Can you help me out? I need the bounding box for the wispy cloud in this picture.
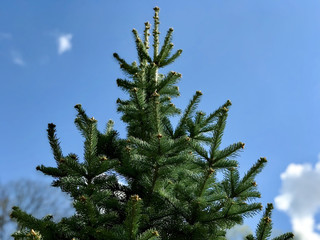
[0,32,12,40]
[57,33,72,55]
[11,51,25,66]
[226,224,252,240]
[275,156,320,240]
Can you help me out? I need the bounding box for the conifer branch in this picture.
[197,168,215,198]
[191,142,209,160]
[162,116,174,137]
[159,49,183,67]
[124,195,142,239]
[132,29,152,63]
[47,123,63,163]
[209,111,227,158]
[116,78,135,92]
[241,157,267,184]
[10,207,56,239]
[113,53,138,75]
[136,229,160,240]
[35,165,65,177]
[174,90,202,138]
[246,234,255,240]
[143,22,151,50]
[156,85,180,97]
[62,153,87,176]
[74,104,92,137]
[152,7,160,60]
[255,203,273,240]
[157,71,181,94]
[105,119,114,135]
[203,99,231,126]
[12,229,43,240]
[156,27,174,64]
[212,159,238,169]
[83,118,98,178]
[272,233,295,240]
[214,142,244,163]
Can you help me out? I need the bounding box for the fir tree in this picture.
[10,7,294,240]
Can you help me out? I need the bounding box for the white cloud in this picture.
[226,224,252,240]
[11,51,25,66]
[275,157,320,240]
[57,33,72,55]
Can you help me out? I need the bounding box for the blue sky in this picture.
[1,1,320,238]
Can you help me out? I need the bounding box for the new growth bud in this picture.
[152,91,160,97]
[144,22,151,28]
[79,195,87,202]
[30,229,37,236]
[259,157,267,163]
[125,146,132,152]
[131,194,142,201]
[152,231,160,237]
[74,104,81,109]
[196,90,203,96]
[267,203,274,209]
[48,123,56,128]
[264,217,272,223]
[241,142,245,149]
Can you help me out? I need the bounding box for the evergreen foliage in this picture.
[10,7,294,240]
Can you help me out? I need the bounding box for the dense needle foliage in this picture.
[10,7,294,240]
